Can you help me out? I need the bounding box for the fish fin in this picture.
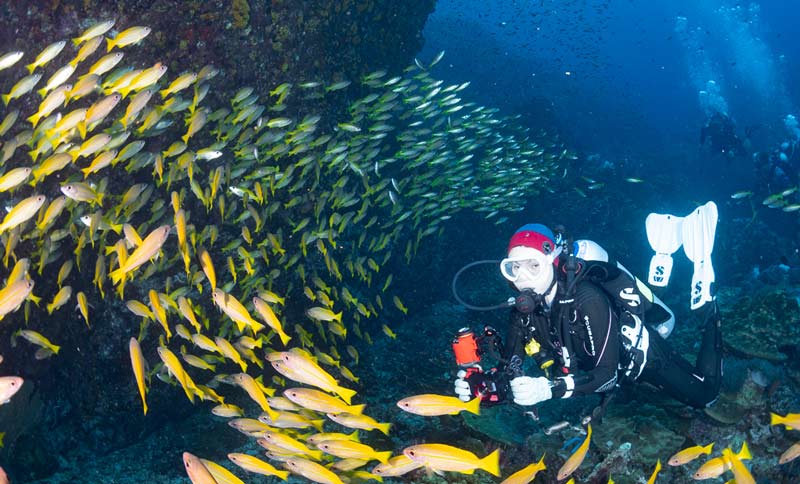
[480,448,501,477]
[738,441,751,461]
[376,422,391,436]
[465,397,481,415]
[376,451,392,464]
[349,403,366,415]
[335,385,357,405]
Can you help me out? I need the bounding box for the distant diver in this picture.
[452,207,722,422]
[700,111,746,158]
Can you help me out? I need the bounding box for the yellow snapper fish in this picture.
[0,167,32,192]
[499,454,546,484]
[106,26,151,51]
[73,20,115,45]
[771,412,800,430]
[371,454,424,477]
[211,289,266,334]
[669,442,713,466]
[315,439,391,464]
[273,350,356,403]
[259,431,323,459]
[283,387,365,415]
[2,72,42,106]
[0,279,35,320]
[0,51,24,72]
[26,40,66,73]
[128,337,149,414]
[251,296,292,345]
[397,394,480,416]
[692,442,751,480]
[0,194,47,235]
[722,447,755,484]
[557,424,592,480]
[306,306,342,322]
[16,329,60,355]
[157,346,199,403]
[325,412,391,436]
[182,452,217,484]
[231,373,278,421]
[647,459,661,484]
[403,443,500,477]
[227,453,289,480]
[200,458,247,484]
[109,225,171,284]
[779,441,800,464]
[0,376,24,405]
[284,457,344,484]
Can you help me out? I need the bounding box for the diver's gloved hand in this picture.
[510,376,552,406]
[454,370,472,402]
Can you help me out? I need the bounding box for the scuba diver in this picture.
[453,222,723,413]
[754,140,799,194]
[700,111,746,158]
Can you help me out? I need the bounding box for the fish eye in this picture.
[408,450,415,456]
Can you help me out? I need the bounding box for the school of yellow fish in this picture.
[0,20,797,484]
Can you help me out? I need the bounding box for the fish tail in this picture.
[311,419,325,432]
[275,470,290,481]
[25,63,35,74]
[334,311,343,322]
[335,385,357,405]
[278,331,291,346]
[348,430,360,442]
[376,450,392,464]
[47,303,54,314]
[51,344,61,355]
[106,38,115,52]
[310,449,324,461]
[110,223,123,235]
[109,268,124,286]
[72,37,82,47]
[77,121,87,139]
[1,94,9,106]
[142,401,148,415]
[465,396,481,416]
[703,442,714,455]
[376,421,392,436]
[27,112,40,127]
[771,412,784,426]
[738,441,751,461]
[480,448,501,477]
[36,87,47,98]
[349,403,366,415]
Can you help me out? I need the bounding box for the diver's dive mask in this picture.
[500,245,562,294]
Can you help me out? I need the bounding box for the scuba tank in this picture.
[565,238,675,339]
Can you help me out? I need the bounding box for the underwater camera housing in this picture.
[452,326,511,404]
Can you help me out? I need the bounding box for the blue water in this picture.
[421,0,800,177]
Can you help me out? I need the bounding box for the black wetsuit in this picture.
[502,277,723,408]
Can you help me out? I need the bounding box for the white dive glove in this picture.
[510,376,552,406]
[454,369,472,402]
